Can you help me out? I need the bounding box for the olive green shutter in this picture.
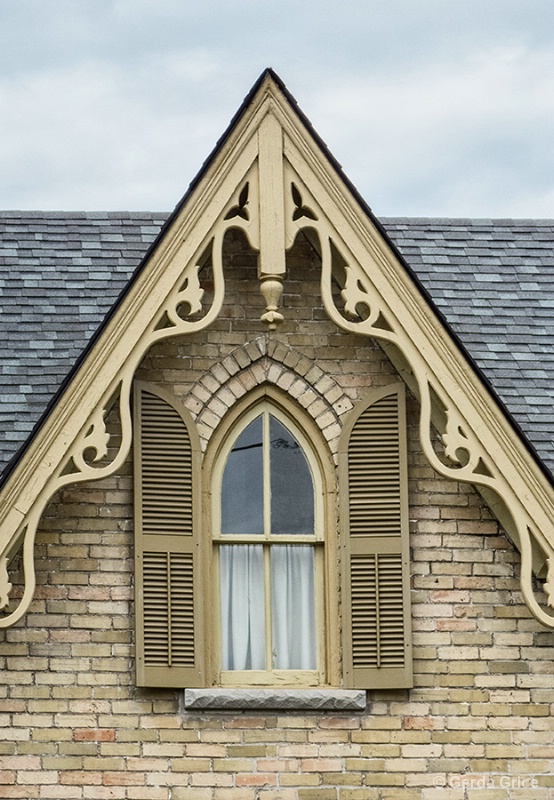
[340,384,412,689]
[134,382,204,687]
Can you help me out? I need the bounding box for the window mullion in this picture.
[263,412,273,671]
[264,544,272,671]
[263,411,271,541]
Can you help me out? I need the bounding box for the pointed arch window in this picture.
[213,403,325,686]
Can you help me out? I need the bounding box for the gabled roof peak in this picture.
[2,76,554,631]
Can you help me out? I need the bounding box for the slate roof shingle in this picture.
[1,211,553,483]
[0,211,167,476]
[382,217,554,477]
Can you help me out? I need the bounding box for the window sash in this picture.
[214,403,325,683]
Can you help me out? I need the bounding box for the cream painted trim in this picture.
[1,72,553,629]
[220,670,321,688]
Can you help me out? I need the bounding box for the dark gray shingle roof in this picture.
[0,212,166,476]
[1,211,553,483]
[382,217,554,478]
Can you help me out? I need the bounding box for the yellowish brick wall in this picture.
[1,232,554,798]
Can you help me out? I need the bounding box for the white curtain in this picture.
[220,545,265,670]
[271,545,315,669]
[220,544,316,671]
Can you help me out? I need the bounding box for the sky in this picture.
[0,0,553,218]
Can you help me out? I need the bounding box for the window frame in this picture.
[202,385,339,688]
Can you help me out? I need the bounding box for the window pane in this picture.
[221,416,263,535]
[220,545,265,670]
[271,545,316,669]
[270,417,314,534]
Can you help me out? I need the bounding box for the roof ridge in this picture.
[1,211,553,225]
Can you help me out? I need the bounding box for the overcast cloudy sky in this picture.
[1,0,553,218]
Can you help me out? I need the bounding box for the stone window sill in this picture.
[183,688,366,711]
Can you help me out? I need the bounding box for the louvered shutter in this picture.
[134,382,204,687]
[340,384,412,689]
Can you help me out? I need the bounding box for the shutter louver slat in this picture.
[141,392,193,537]
[351,552,405,669]
[134,383,203,688]
[168,553,195,666]
[348,395,402,542]
[142,552,195,668]
[340,385,412,690]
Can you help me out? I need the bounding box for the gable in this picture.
[1,70,554,632]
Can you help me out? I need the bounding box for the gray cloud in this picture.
[0,0,552,217]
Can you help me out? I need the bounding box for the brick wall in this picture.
[1,231,553,798]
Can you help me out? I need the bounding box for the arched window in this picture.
[212,402,325,686]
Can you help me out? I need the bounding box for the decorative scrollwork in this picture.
[417,377,496,489]
[0,509,40,626]
[0,138,263,628]
[441,407,480,473]
[545,557,554,608]
[3,128,554,638]
[0,182,242,626]
[167,264,205,325]
[150,230,226,344]
[518,523,554,622]
[0,556,12,610]
[58,379,133,489]
[72,407,110,472]
[285,168,554,627]
[341,263,382,327]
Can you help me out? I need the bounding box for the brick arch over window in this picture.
[184,336,354,458]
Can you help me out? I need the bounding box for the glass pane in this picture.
[271,545,316,669]
[269,417,314,534]
[220,545,265,670]
[221,416,263,535]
